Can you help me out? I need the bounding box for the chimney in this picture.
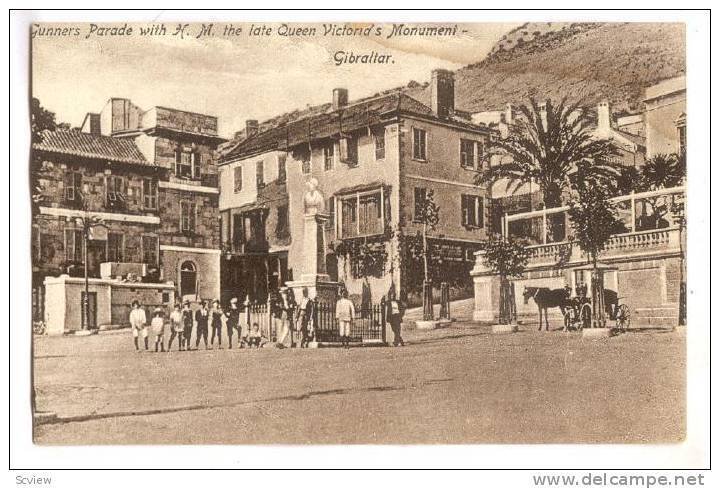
[245,119,259,138]
[431,69,455,118]
[333,88,349,110]
[504,103,514,125]
[538,101,548,129]
[597,100,611,135]
[81,113,101,135]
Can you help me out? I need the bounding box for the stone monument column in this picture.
[285,178,340,303]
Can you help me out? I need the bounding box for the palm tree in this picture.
[639,152,686,191]
[477,97,621,209]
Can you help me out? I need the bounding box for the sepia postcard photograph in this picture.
[8,7,711,479]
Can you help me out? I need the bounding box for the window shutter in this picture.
[64,173,73,200]
[325,197,335,231]
[478,197,484,228]
[192,153,201,179]
[339,137,349,162]
[461,195,468,226]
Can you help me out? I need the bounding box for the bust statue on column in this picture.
[285,177,338,308]
[303,177,325,216]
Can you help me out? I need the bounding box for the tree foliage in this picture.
[414,189,440,283]
[567,182,622,265]
[481,235,530,279]
[637,152,686,192]
[477,97,621,208]
[31,98,57,213]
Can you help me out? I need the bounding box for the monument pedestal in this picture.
[285,211,339,303]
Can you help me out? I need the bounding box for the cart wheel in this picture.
[580,304,592,330]
[616,304,630,330]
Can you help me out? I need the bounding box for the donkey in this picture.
[523,286,571,331]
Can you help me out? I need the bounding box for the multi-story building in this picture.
[32,99,224,329]
[644,75,686,157]
[82,98,225,301]
[31,129,163,324]
[218,70,496,303]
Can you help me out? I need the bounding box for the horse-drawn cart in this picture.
[523,262,631,332]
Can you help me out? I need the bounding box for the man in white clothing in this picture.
[335,290,355,348]
[129,300,148,351]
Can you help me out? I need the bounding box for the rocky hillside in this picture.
[408,22,686,115]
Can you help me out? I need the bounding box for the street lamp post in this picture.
[77,184,106,330]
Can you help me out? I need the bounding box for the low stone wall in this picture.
[471,228,683,329]
[43,275,175,334]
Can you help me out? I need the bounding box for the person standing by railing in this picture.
[275,288,296,348]
[335,289,355,349]
[297,287,314,348]
[386,290,405,347]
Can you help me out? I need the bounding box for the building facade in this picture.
[32,99,224,330]
[219,70,495,303]
[84,99,225,302]
[31,129,163,326]
[644,76,686,158]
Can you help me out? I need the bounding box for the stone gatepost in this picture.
[470,250,501,323]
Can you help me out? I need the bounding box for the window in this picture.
[339,191,384,238]
[323,143,334,171]
[32,226,40,262]
[276,204,290,239]
[341,198,358,238]
[180,261,197,297]
[256,161,265,188]
[277,154,287,183]
[180,201,196,233]
[175,150,198,179]
[325,197,335,231]
[678,124,686,155]
[460,139,476,169]
[39,233,55,262]
[141,235,158,266]
[232,213,243,249]
[64,228,83,262]
[234,166,243,193]
[358,193,382,236]
[301,157,311,174]
[461,194,484,228]
[374,129,386,160]
[64,171,82,201]
[107,232,124,262]
[340,137,358,167]
[142,178,157,209]
[106,175,126,203]
[413,187,427,221]
[412,127,427,161]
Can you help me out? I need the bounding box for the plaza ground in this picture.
[32,306,686,445]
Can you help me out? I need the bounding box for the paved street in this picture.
[33,322,685,445]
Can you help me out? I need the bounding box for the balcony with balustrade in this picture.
[500,186,685,269]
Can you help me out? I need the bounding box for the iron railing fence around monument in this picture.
[313,298,387,344]
[242,297,388,344]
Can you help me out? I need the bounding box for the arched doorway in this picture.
[180,260,197,298]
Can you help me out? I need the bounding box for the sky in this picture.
[31,22,517,138]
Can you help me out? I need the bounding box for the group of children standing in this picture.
[127,285,406,352]
[128,298,266,353]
